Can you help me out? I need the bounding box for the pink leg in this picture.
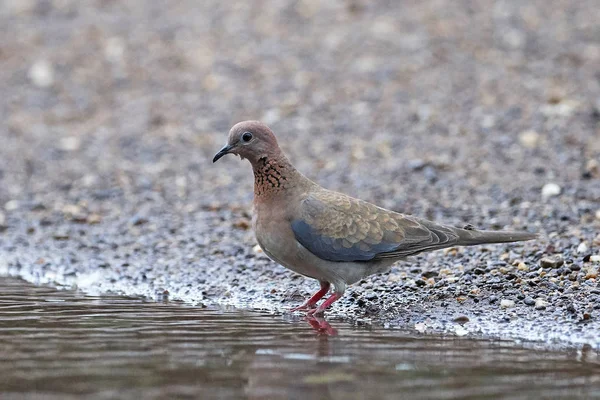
[307,292,342,316]
[290,282,330,312]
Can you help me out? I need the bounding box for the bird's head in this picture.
[213,120,280,164]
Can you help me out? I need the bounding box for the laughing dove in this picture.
[213,121,537,315]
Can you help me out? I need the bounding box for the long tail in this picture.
[453,227,538,246]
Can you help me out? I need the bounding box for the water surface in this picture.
[1,277,598,399]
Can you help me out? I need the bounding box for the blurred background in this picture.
[1,0,598,222]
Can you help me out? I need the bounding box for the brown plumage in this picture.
[213,121,537,315]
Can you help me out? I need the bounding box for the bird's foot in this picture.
[289,302,315,312]
[305,292,342,316]
[289,282,331,313]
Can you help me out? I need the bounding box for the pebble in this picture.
[129,215,149,226]
[590,255,600,263]
[52,231,70,240]
[28,60,55,87]
[535,298,548,310]
[104,37,125,62]
[4,200,19,211]
[87,214,102,224]
[58,137,81,152]
[541,183,561,199]
[454,325,469,336]
[500,299,515,309]
[540,255,564,269]
[577,242,589,254]
[585,269,598,280]
[517,262,528,271]
[518,130,540,148]
[421,270,438,279]
[0,212,5,230]
[584,159,599,179]
[453,315,470,324]
[523,297,535,306]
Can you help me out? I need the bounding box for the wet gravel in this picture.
[1,0,599,348]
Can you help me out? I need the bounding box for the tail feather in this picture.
[454,227,538,246]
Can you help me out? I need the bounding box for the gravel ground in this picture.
[1,0,599,348]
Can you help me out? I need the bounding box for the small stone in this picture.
[130,215,148,226]
[62,204,82,216]
[28,60,55,87]
[595,209,600,221]
[421,270,438,279]
[0,212,5,230]
[534,298,548,310]
[523,297,535,306]
[585,269,598,280]
[453,315,470,324]
[590,255,600,263]
[517,262,529,271]
[541,183,561,199]
[232,219,250,230]
[519,130,540,148]
[577,242,589,254]
[87,214,102,224]
[540,255,564,269]
[583,159,599,179]
[104,37,125,62]
[454,325,468,336]
[500,299,515,308]
[58,136,81,151]
[53,231,70,240]
[4,200,19,211]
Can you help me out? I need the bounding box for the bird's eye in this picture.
[242,132,253,142]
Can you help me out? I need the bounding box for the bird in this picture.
[213,121,537,315]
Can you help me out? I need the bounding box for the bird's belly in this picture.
[254,219,327,281]
[256,231,322,280]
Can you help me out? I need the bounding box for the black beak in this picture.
[212,144,234,163]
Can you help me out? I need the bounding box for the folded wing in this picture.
[291,190,461,262]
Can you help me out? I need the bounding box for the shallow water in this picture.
[1,277,599,400]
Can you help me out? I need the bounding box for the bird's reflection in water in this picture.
[305,315,338,336]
